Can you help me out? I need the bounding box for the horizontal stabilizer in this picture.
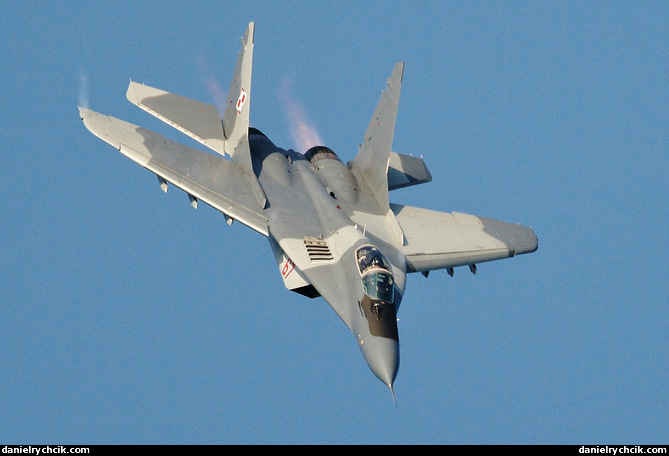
[388,152,432,190]
[126,81,226,155]
[79,107,268,236]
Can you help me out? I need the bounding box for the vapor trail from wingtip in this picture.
[78,67,90,109]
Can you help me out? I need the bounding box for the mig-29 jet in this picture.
[79,22,537,402]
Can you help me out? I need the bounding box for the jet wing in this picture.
[391,204,538,273]
[79,107,269,236]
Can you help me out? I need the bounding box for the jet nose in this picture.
[360,335,400,389]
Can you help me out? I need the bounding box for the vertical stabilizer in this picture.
[223,22,254,157]
[222,22,266,208]
[352,62,405,245]
[353,62,404,212]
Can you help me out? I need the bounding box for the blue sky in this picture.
[1,1,667,444]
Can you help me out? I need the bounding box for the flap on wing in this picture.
[388,152,432,190]
[126,81,226,156]
[391,204,538,273]
[80,107,268,236]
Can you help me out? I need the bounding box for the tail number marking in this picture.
[282,258,295,278]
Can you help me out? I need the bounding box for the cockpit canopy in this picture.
[356,245,395,304]
[356,245,392,275]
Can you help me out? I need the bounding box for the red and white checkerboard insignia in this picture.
[236,89,247,114]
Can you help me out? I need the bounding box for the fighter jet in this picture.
[79,22,537,401]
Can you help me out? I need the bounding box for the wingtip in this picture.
[78,106,90,120]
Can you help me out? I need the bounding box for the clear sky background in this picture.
[1,1,667,444]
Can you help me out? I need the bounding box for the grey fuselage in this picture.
[249,128,404,387]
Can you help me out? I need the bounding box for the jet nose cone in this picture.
[360,336,400,389]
